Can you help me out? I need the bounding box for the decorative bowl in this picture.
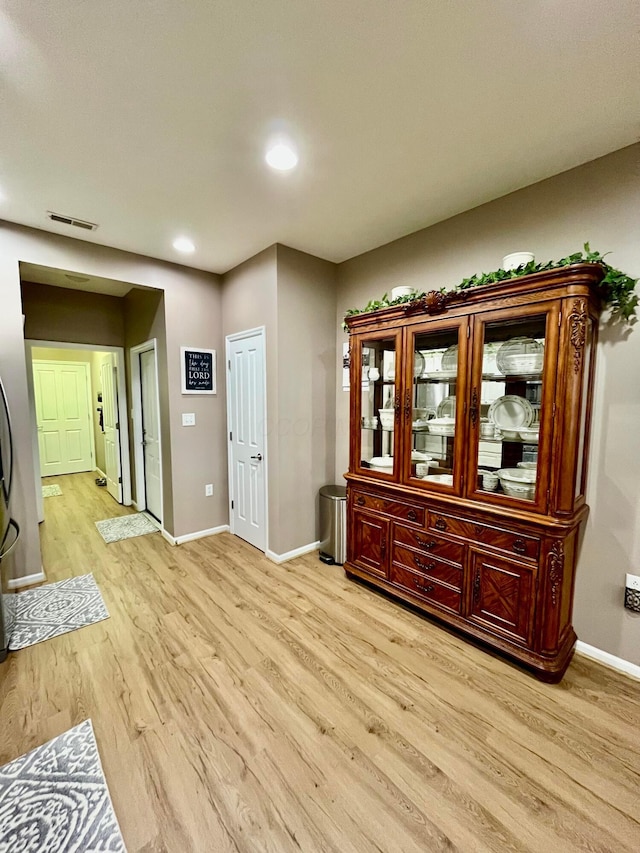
[497,467,536,500]
[502,252,535,271]
[518,427,540,443]
[427,417,455,436]
[500,429,520,440]
[368,455,393,472]
[378,409,395,430]
[391,286,415,299]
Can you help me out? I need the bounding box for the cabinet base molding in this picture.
[575,641,640,681]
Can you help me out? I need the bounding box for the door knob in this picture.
[250,453,263,461]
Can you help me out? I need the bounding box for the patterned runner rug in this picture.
[0,719,127,851]
[95,513,157,544]
[42,484,63,497]
[9,574,109,651]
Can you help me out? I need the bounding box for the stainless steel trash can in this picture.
[318,485,347,565]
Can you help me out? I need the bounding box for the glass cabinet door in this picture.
[467,307,558,511]
[404,321,467,491]
[353,332,401,480]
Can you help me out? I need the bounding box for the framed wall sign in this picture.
[181,347,216,395]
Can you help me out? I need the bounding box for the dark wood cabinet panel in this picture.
[344,265,603,680]
[468,550,535,645]
[350,509,389,578]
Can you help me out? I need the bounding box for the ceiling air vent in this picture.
[46,211,98,231]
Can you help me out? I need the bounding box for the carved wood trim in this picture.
[569,299,588,374]
[548,541,564,607]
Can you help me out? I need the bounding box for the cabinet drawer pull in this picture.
[415,580,435,594]
[356,496,365,506]
[512,538,527,554]
[380,538,386,558]
[415,535,437,550]
[434,518,448,531]
[407,509,418,522]
[414,556,436,572]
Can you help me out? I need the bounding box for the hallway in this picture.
[0,473,638,851]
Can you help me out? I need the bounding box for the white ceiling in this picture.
[1,1,639,274]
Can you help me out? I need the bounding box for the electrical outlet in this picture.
[205,484,213,496]
[182,413,196,427]
[626,573,640,592]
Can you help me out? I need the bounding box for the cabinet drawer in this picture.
[351,491,424,525]
[392,545,462,590]
[393,524,464,565]
[427,512,540,560]
[390,564,461,613]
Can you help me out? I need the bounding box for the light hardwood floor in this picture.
[1,472,639,851]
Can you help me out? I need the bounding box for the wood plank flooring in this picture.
[1,471,639,851]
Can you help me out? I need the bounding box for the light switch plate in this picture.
[182,413,196,427]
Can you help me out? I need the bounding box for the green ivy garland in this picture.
[343,244,638,329]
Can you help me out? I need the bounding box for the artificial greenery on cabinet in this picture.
[343,245,637,328]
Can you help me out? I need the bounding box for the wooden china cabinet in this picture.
[344,264,604,680]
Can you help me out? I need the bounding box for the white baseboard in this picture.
[266,540,319,564]
[132,500,140,511]
[575,641,640,681]
[161,525,230,546]
[161,528,176,546]
[94,467,106,480]
[8,569,46,590]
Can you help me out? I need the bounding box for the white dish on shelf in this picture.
[423,370,458,381]
[436,395,456,418]
[519,427,540,443]
[496,337,544,375]
[440,344,459,373]
[427,417,455,436]
[517,461,537,470]
[412,420,431,431]
[422,473,454,486]
[411,450,432,462]
[488,395,534,430]
[368,455,393,472]
[378,408,395,430]
[500,429,520,440]
[497,467,536,500]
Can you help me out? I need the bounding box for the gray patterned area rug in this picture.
[42,483,63,497]
[0,719,127,852]
[95,513,157,544]
[9,574,109,651]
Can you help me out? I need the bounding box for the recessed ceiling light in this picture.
[173,236,195,253]
[265,143,298,171]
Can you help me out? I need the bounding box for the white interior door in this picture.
[227,330,266,551]
[101,355,122,503]
[140,348,162,521]
[33,361,94,477]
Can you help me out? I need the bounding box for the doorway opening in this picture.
[25,341,132,524]
[130,340,163,525]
